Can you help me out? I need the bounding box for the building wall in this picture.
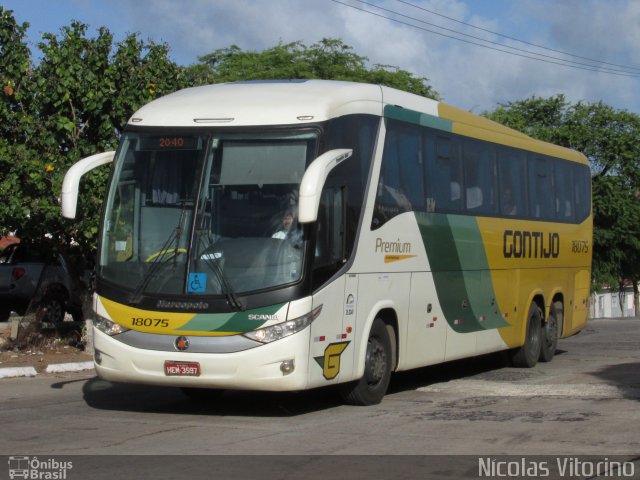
[590,285,636,318]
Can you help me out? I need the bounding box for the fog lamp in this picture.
[280,359,295,375]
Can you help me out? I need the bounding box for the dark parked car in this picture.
[0,240,89,323]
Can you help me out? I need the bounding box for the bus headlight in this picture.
[243,305,322,343]
[93,313,129,336]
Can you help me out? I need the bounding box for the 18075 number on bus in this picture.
[571,240,589,253]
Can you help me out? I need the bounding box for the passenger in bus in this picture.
[502,187,517,215]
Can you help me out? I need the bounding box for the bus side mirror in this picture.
[61,151,115,219]
[298,149,352,224]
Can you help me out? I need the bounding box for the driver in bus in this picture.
[272,209,296,239]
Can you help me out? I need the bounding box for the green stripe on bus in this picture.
[447,215,509,329]
[384,105,452,132]
[415,212,481,333]
[415,212,507,333]
[178,303,286,333]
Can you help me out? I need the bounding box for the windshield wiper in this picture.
[129,201,190,304]
[194,230,245,311]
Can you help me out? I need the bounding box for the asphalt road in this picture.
[1,318,639,479]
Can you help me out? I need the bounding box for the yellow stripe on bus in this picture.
[99,296,195,334]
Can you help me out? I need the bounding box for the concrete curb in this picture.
[0,361,94,379]
[45,361,95,373]
[0,366,38,378]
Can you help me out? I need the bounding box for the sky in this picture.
[4,0,640,115]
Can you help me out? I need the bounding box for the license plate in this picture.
[164,361,201,377]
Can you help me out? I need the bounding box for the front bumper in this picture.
[93,327,311,391]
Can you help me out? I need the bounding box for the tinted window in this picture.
[498,147,527,216]
[424,132,462,214]
[463,139,496,215]
[573,163,592,222]
[372,116,590,226]
[324,114,379,247]
[373,120,422,228]
[554,160,574,221]
[528,155,555,219]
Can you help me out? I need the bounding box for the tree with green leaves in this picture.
[486,95,640,314]
[196,38,440,100]
[0,9,189,257]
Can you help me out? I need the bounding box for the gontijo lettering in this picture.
[503,230,560,258]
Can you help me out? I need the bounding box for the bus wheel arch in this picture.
[540,295,563,362]
[339,315,394,405]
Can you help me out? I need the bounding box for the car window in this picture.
[0,244,18,263]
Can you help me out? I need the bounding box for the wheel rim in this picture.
[44,299,64,323]
[365,336,387,386]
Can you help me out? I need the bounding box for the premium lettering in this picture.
[375,238,412,254]
[503,230,560,258]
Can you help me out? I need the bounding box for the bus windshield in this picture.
[99,130,317,298]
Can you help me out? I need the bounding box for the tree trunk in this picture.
[634,280,640,319]
[618,280,625,317]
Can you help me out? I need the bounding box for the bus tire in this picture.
[510,302,542,368]
[540,301,561,362]
[339,318,392,406]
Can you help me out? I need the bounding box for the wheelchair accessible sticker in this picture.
[188,273,207,293]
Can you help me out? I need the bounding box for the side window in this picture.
[554,160,574,221]
[372,120,422,229]
[573,163,591,222]
[424,132,462,213]
[312,186,345,289]
[497,148,527,217]
[324,114,378,255]
[528,155,555,219]
[463,139,497,215]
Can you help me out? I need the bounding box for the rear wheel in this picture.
[339,318,392,406]
[511,302,542,368]
[540,301,561,362]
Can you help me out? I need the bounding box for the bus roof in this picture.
[129,79,586,164]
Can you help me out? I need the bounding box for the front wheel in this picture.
[339,318,392,406]
[510,302,542,368]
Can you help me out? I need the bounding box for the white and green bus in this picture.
[62,80,592,405]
